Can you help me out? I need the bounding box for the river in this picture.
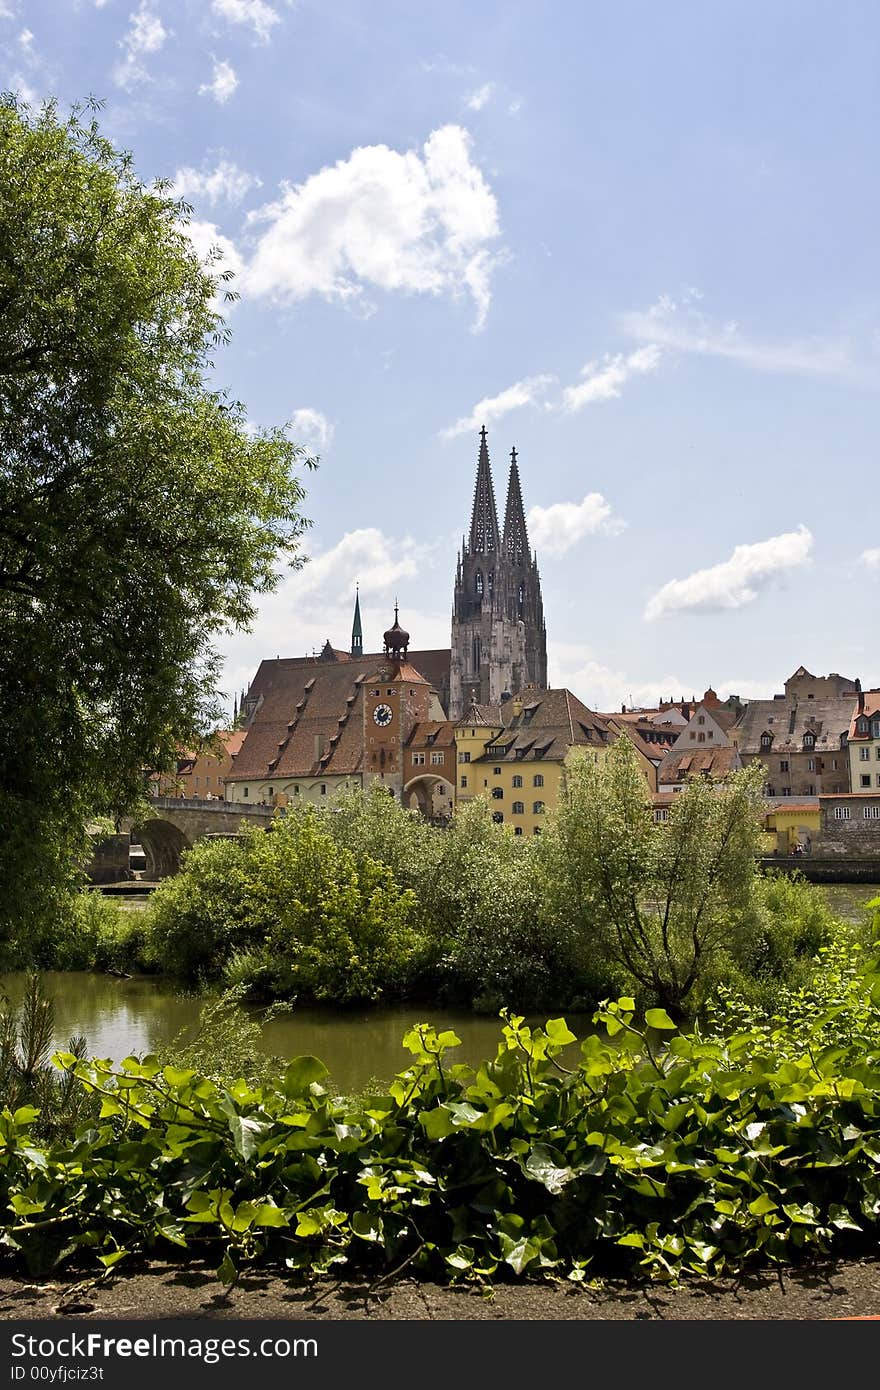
[1,883,876,1093]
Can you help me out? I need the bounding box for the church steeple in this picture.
[468,425,500,554]
[502,446,530,564]
[351,584,363,657]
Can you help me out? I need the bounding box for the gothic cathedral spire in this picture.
[449,429,548,719]
[502,446,529,564]
[469,425,500,554]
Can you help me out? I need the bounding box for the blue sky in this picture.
[5,0,879,714]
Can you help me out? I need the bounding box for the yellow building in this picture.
[848,688,880,794]
[760,798,821,854]
[454,689,616,835]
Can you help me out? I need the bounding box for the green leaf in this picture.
[522,1144,576,1194]
[283,1056,329,1095]
[351,1212,384,1242]
[645,1008,677,1031]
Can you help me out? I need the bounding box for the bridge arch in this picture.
[403,774,454,822]
[132,817,193,879]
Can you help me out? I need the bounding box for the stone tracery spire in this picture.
[502,445,530,565]
[468,425,500,555]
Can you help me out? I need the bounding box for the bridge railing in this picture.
[146,796,276,817]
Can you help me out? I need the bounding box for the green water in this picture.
[3,883,875,1093]
[0,970,589,1094]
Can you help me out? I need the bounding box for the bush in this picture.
[40,891,149,974]
[145,809,425,1003]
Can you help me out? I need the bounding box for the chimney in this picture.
[857,677,864,713]
[512,696,523,718]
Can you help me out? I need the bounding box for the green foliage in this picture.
[5,944,880,1285]
[157,986,291,1090]
[0,96,314,957]
[46,892,149,974]
[538,739,768,1016]
[145,809,424,1003]
[0,975,93,1140]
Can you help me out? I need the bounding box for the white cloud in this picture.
[199,58,238,103]
[527,493,626,556]
[644,525,813,621]
[622,293,866,383]
[183,219,245,312]
[244,124,503,329]
[211,0,279,43]
[18,27,32,48]
[442,374,554,439]
[466,82,494,111]
[114,1,168,88]
[173,158,259,205]
[548,642,690,713]
[860,548,880,574]
[561,344,662,412]
[7,72,37,103]
[289,407,334,449]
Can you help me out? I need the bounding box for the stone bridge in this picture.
[129,797,276,879]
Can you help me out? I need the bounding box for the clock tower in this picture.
[363,606,431,797]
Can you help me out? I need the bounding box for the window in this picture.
[864,805,880,819]
[512,774,523,788]
[512,801,524,814]
[857,717,869,734]
[707,731,714,740]
[765,786,775,797]
[320,784,327,795]
[293,785,300,795]
[268,787,273,797]
[861,775,871,788]
[780,760,789,772]
[698,715,705,725]
[689,732,696,740]
[243,787,249,799]
[876,748,880,760]
[492,787,503,799]
[807,758,815,772]
[412,752,426,766]
[803,734,815,749]
[458,751,471,764]
[834,805,851,820]
[533,800,545,814]
[861,748,871,761]
[654,808,669,823]
[832,758,838,770]
[514,827,523,836]
[493,766,502,775]
[533,826,541,835]
[431,752,444,765]
[492,811,503,824]
[533,774,544,788]
[460,776,468,789]
[873,720,880,738]
[698,732,705,742]
[780,787,792,796]
[761,734,772,748]
[475,570,483,598]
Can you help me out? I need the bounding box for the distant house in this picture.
[847,685,880,794]
[730,666,856,798]
[656,745,742,794]
[150,728,246,801]
[454,687,621,836]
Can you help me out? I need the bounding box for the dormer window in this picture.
[760,732,773,748]
[857,717,869,735]
[803,733,815,750]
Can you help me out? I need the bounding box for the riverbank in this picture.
[3,1256,879,1320]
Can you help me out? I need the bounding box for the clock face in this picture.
[373,703,393,727]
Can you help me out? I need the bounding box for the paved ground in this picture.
[2,1256,880,1321]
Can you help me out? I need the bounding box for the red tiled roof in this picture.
[849,691,880,739]
[658,746,741,784]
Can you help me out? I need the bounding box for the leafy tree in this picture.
[0,97,314,954]
[539,737,767,1016]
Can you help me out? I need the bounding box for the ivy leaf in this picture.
[645,1009,677,1031]
[283,1057,329,1096]
[522,1144,576,1194]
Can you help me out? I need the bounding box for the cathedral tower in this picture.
[449,428,547,719]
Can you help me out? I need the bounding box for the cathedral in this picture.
[449,427,547,718]
[226,429,548,806]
